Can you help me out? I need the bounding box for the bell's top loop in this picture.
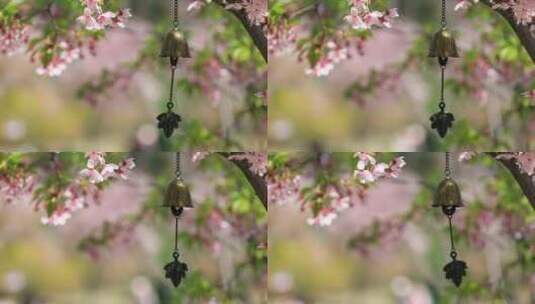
[163,177,193,209]
[160,28,191,62]
[428,28,459,59]
[433,177,463,208]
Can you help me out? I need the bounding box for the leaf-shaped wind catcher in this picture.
[443,258,468,287]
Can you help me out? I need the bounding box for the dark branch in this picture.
[481,0,535,63]
[214,1,267,62]
[218,152,267,210]
[488,153,535,209]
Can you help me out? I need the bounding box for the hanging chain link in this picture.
[172,0,179,28]
[175,152,182,179]
[441,0,447,28]
[444,151,451,178]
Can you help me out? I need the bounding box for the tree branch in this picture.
[481,0,535,63]
[488,152,535,209]
[213,1,267,62]
[218,152,267,210]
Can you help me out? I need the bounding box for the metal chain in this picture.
[175,152,182,179]
[174,215,179,252]
[173,0,179,28]
[441,0,447,28]
[444,151,451,178]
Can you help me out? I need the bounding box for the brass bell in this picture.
[433,177,463,210]
[163,177,193,210]
[160,28,191,65]
[428,28,459,60]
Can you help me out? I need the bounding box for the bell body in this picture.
[163,178,193,209]
[433,177,463,208]
[160,28,191,64]
[429,28,459,59]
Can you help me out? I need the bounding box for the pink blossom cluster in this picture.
[41,153,135,226]
[228,152,267,176]
[187,0,267,26]
[267,169,301,205]
[80,152,136,184]
[267,18,297,55]
[305,39,352,77]
[77,0,131,31]
[40,185,91,226]
[305,180,365,226]
[301,1,398,77]
[455,0,535,25]
[35,41,82,77]
[353,152,405,184]
[344,0,399,31]
[0,18,30,56]
[0,172,35,204]
[300,153,405,227]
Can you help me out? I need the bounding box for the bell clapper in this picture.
[433,152,468,287]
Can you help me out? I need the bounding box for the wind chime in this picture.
[429,0,459,138]
[162,152,193,287]
[433,152,467,287]
[157,0,191,138]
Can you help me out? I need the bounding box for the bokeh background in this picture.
[0,152,267,303]
[268,0,535,151]
[268,152,535,303]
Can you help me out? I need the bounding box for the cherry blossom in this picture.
[228,152,267,176]
[77,0,132,31]
[0,172,35,204]
[269,153,405,227]
[267,19,296,55]
[354,153,406,184]
[79,152,135,184]
[305,40,351,77]
[458,151,477,162]
[35,42,81,77]
[40,153,135,226]
[267,170,301,205]
[456,0,535,25]
[344,1,398,31]
[0,18,30,56]
[306,207,338,226]
[286,0,398,77]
